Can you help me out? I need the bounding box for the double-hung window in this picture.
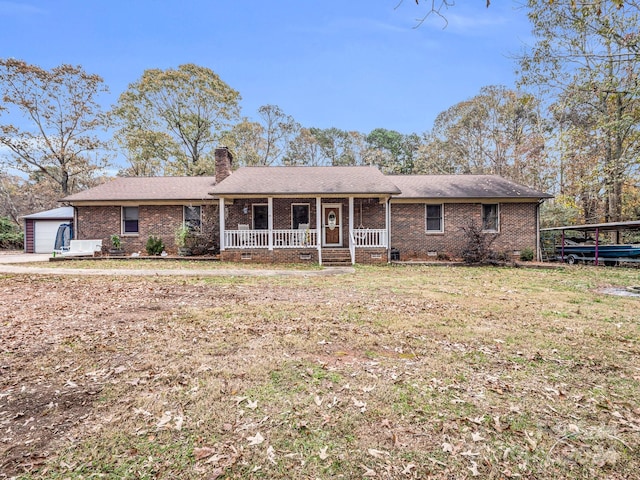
[184,206,202,232]
[482,204,499,232]
[122,206,139,234]
[292,204,310,229]
[425,204,443,233]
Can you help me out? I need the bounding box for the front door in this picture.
[323,204,342,246]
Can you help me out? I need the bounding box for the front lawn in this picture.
[1,265,638,478]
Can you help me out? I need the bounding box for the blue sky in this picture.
[1,0,532,135]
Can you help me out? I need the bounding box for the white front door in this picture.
[322,204,342,247]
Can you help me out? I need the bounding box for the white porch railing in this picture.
[352,228,387,248]
[273,229,317,248]
[224,228,386,249]
[224,229,318,249]
[224,229,268,248]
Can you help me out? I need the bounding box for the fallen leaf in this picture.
[471,432,485,442]
[524,431,537,450]
[442,442,454,453]
[267,445,276,465]
[493,415,503,433]
[174,415,184,431]
[208,467,224,479]
[314,395,323,406]
[319,446,329,460]
[248,431,264,446]
[360,464,377,477]
[156,411,172,429]
[367,448,389,459]
[246,399,258,410]
[352,397,367,413]
[133,407,152,417]
[402,463,416,474]
[460,450,480,457]
[468,460,480,476]
[194,446,216,461]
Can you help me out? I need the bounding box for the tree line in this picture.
[2,0,640,229]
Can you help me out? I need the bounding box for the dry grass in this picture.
[28,258,322,270]
[1,264,639,479]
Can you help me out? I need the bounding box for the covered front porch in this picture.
[218,196,390,265]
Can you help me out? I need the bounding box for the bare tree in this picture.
[0,59,111,196]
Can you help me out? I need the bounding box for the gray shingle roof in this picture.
[61,176,217,202]
[21,207,74,219]
[211,166,401,195]
[60,171,551,203]
[388,175,552,199]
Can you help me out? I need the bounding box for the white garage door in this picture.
[34,221,67,253]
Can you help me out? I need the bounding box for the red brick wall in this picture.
[221,248,318,264]
[24,219,34,253]
[221,248,388,265]
[390,202,538,261]
[76,204,219,255]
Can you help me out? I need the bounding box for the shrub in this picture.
[461,221,497,264]
[110,234,121,250]
[145,235,164,255]
[0,217,23,250]
[520,247,534,261]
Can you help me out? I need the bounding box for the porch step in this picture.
[322,248,352,266]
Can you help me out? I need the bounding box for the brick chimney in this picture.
[215,147,233,184]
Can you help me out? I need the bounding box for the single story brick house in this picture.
[60,147,552,264]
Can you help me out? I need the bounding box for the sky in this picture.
[1,0,533,136]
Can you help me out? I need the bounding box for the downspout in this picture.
[595,227,599,266]
[386,197,392,263]
[73,206,78,241]
[219,198,225,251]
[268,197,273,251]
[536,200,541,261]
[316,197,322,265]
[348,197,355,264]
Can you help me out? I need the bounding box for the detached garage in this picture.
[22,207,74,254]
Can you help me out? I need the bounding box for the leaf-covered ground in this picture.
[1,264,639,479]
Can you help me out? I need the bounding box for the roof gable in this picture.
[211,166,401,196]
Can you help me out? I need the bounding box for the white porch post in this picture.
[268,197,273,251]
[219,197,225,251]
[349,196,355,265]
[316,197,322,264]
[349,197,354,239]
[386,198,391,254]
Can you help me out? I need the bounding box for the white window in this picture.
[425,204,443,233]
[482,204,499,232]
[122,206,139,234]
[184,206,202,232]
